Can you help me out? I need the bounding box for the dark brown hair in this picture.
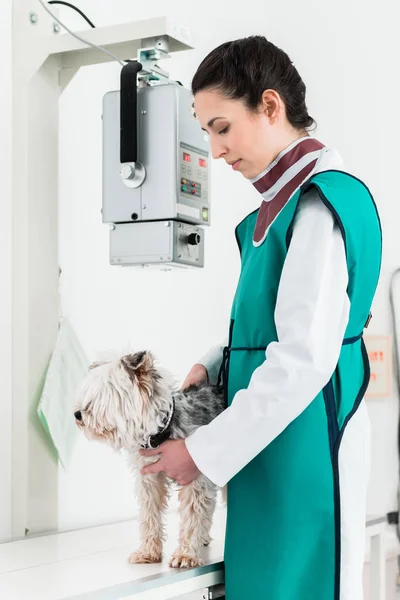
[192,36,315,130]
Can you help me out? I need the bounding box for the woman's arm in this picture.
[185,188,350,487]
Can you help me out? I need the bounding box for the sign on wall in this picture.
[364,335,391,398]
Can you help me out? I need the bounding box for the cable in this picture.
[48,1,95,28]
[37,0,126,66]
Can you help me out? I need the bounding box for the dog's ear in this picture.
[121,351,153,378]
[121,352,159,401]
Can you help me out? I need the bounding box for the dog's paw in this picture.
[169,550,203,569]
[128,548,162,564]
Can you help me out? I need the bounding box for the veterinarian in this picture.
[140,36,382,600]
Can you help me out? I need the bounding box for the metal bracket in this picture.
[137,36,171,85]
[208,584,226,599]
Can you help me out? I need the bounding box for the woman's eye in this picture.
[219,126,229,135]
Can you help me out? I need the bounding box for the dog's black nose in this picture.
[74,411,82,422]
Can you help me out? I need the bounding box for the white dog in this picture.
[74,350,225,568]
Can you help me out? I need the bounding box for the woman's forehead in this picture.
[194,90,245,119]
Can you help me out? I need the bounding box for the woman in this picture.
[141,36,382,600]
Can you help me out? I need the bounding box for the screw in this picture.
[178,254,182,258]
[141,110,147,115]
[164,222,170,227]
[142,204,147,209]
[121,165,135,180]
[53,22,61,34]
[109,225,115,230]
[29,12,38,24]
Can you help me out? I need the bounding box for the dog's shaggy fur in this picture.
[74,351,225,568]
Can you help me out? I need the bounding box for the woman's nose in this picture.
[210,139,227,160]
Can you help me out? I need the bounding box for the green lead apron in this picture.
[222,170,382,600]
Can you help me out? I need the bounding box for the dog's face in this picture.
[74,351,164,450]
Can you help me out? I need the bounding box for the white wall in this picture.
[0,0,13,541]
[57,0,400,529]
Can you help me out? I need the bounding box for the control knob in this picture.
[187,233,201,246]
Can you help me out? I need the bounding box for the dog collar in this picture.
[142,398,175,450]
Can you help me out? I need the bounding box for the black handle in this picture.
[120,60,142,164]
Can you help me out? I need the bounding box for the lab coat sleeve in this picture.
[185,189,351,487]
[197,337,229,384]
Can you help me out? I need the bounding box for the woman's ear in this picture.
[260,89,282,124]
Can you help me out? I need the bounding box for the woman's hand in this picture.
[140,440,200,485]
[181,364,208,391]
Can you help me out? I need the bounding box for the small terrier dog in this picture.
[74,351,225,568]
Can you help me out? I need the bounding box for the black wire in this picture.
[48,1,96,28]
